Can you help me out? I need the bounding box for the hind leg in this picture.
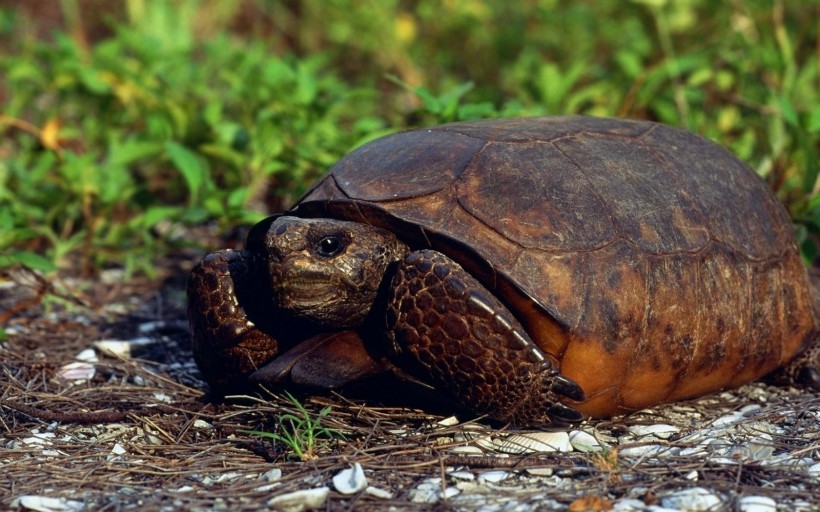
[768,335,820,390]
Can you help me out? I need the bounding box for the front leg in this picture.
[385,250,585,428]
[188,250,287,392]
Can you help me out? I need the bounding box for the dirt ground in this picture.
[1,255,819,511]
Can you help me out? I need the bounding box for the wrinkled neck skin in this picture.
[264,216,408,329]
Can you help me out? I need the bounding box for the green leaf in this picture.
[0,206,13,230]
[107,139,163,167]
[807,106,820,134]
[165,141,208,203]
[0,251,56,272]
[296,63,319,105]
[199,143,246,169]
[227,187,248,210]
[138,206,183,229]
[776,95,799,127]
[615,50,643,78]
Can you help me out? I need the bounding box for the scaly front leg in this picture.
[386,249,585,427]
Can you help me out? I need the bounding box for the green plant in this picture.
[241,392,345,461]
[0,1,380,277]
[1,0,818,278]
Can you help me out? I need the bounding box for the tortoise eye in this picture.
[317,235,344,257]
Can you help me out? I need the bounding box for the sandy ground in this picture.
[1,259,819,511]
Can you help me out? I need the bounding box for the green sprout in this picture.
[242,391,346,461]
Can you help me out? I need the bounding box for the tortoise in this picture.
[188,116,820,427]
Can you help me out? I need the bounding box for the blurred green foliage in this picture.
[1,0,819,277]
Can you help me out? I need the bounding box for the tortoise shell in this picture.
[284,116,816,418]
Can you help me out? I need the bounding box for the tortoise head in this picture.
[263,216,408,328]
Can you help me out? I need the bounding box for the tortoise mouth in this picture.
[275,267,340,303]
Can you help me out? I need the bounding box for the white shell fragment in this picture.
[267,487,330,512]
[436,416,460,426]
[260,468,283,482]
[627,424,679,439]
[19,432,56,447]
[661,487,723,511]
[569,430,603,452]
[711,412,744,428]
[408,478,459,503]
[808,462,820,479]
[493,431,572,454]
[619,444,671,458]
[462,430,574,454]
[193,419,213,429]
[332,463,367,494]
[448,445,484,455]
[93,337,153,358]
[478,470,510,483]
[75,348,97,362]
[57,348,99,382]
[11,495,84,512]
[57,362,96,382]
[738,496,777,512]
[364,486,393,499]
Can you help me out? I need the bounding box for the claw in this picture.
[548,402,584,423]
[553,374,585,401]
[797,366,820,390]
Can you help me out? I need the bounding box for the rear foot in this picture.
[767,333,820,390]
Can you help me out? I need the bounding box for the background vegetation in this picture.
[1,0,819,279]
